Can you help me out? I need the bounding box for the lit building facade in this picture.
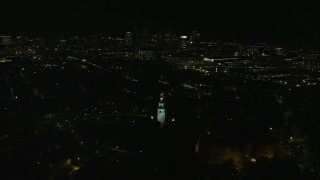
[157,94,166,127]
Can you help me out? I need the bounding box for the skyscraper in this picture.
[0,36,11,46]
[179,36,188,49]
[134,27,152,49]
[125,32,133,47]
[190,31,200,45]
[190,31,200,51]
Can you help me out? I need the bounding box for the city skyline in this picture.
[0,0,319,43]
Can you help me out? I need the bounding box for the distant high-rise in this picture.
[179,36,188,49]
[164,31,173,44]
[156,29,174,49]
[60,39,67,47]
[0,36,11,46]
[190,31,200,45]
[134,27,152,48]
[190,31,200,51]
[125,32,133,47]
[275,48,284,56]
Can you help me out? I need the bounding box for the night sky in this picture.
[0,0,319,43]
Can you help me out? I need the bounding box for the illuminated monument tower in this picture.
[157,93,166,127]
